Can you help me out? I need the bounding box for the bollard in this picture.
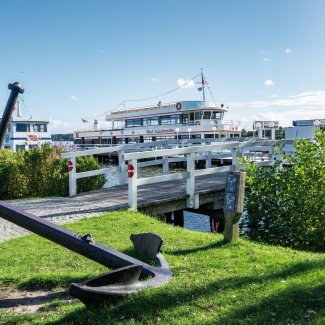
[223,172,246,243]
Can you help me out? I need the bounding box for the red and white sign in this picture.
[28,134,38,141]
[128,164,135,178]
[67,160,74,172]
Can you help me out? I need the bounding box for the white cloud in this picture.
[260,50,271,55]
[70,95,79,101]
[263,57,269,62]
[50,119,74,133]
[177,78,195,88]
[151,77,158,82]
[264,80,274,86]
[229,90,325,128]
[284,48,292,54]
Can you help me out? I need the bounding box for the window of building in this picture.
[16,123,30,132]
[33,124,47,132]
[16,145,25,151]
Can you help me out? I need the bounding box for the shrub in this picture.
[243,129,325,252]
[0,145,105,199]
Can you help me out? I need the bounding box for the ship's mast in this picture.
[201,68,206,101]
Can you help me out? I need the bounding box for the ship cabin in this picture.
[74,101,241,146]
[0,117,51,152]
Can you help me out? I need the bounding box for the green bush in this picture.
[243,129,325,252]
[0,145,105,199]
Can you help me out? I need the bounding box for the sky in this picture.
[0,0,325,133]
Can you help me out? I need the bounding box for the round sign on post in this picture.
[68,160,74,172]
[128,164,135,178]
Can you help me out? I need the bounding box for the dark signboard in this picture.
[224,174,238,212]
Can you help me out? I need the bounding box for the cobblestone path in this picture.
[0,187,129,243]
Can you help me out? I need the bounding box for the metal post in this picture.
[128,159,138,211]
[69,157,77,196]
[0,82,24,148]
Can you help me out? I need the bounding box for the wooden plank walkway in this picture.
[0,173,227,242]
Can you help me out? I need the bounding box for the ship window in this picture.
[150,117,159,126]
[211,111,222,119]
[16,123,30,132]
[125,119,142,127]
[195,112,202,120]
[143,118,151,126]
[171,114,181,124]
[203,111,211,119]
[182,114,188,124]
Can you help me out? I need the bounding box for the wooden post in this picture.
[223,171,245,243]
[206,151,212,168]
[119,150,126,185]
[128,159,138,211]
[231,147,238,168]
[173,210,184,227]
[69,157,77,196]
[186,152,195,208]
[163,155,169,175]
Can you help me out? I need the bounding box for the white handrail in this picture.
[62,139,294,200]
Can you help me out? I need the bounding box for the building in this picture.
[285,119,325,140]
[0,117,51,152]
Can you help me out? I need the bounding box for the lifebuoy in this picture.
[176,102,182,110]
[195,121,200,126]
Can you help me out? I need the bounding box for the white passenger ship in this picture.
[74,100,241,146]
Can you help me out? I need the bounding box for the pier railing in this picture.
[61,138,246,196]
[123,140,294,210]
[61,139,294,202]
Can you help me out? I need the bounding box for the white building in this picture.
[285,119,324,140]
[0,117,51,152]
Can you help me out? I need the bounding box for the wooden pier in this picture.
[61,139,293,230]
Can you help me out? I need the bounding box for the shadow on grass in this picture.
[0,291,70,309]
[205,282,325,324]
[168,239,226,256]
[46,259,325,325]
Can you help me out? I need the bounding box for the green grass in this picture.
[0,210,325,324]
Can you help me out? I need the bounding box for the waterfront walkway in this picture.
[0,173,227,243]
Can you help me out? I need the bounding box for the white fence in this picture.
[61,139,294,210]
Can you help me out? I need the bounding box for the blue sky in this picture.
[0,0,324,133]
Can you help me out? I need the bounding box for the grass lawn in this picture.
[0,210,324,324]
